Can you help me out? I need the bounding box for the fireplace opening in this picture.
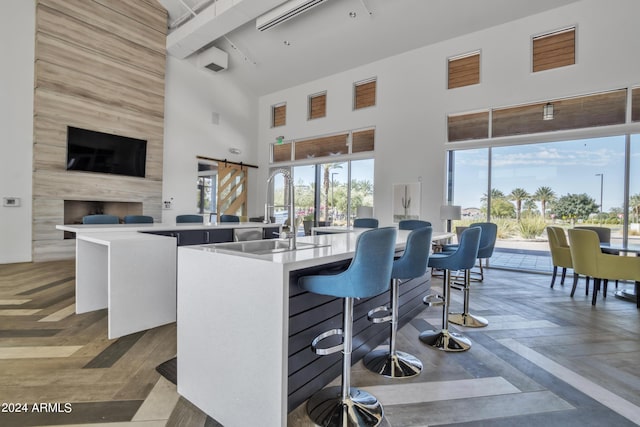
[63,200,143,239]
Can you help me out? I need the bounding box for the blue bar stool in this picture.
[82,214,119,224]
[298,227,397,427]
[420,226,481,352]
[220,214,240,223]
[398,219,431,230]
[364,226,432,378]
[353,218,379,228]
[123,215,153,224]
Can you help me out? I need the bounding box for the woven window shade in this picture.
[352,129,375,153]
[294,134,349,160]
[492,89,626,137]
[447,111,489,142]
[272,104,286,127]
[354,79,376,110]
[533,27,575,72]
[309,93,326,119]
[448,52,480,89]
[272,142,291,163]
[632,87,640,122]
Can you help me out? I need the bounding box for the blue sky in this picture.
[453,135,640,212]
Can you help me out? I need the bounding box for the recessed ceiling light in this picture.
[283,40,291,46]
[349,11,357,18]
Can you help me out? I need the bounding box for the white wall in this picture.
[162,56,259,223]
[257,0,640,230]
[0,1,35,263]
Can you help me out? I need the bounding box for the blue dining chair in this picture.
[82,214,119,224]
[421,226,481,352]
[298,227,397,427]
[220,214,240,223]
[364,226,432,378]
[176,214,203,224]
[353,217,379,228]
[123,215,154,224]
[399,219,432,230]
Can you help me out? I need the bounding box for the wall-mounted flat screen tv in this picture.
[66,126,147,178]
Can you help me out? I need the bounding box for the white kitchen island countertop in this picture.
[177,228,451,426]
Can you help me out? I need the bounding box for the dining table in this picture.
[599,242,640,302]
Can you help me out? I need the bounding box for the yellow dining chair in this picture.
[546,226,573,289]
[567,229,640,307]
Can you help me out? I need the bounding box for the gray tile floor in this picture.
[490,248,553,274]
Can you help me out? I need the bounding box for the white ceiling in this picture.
[158,0,581,96]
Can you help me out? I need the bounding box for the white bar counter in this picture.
[76,232,177,339]
[177,229,451,426]
[56,222,282,339]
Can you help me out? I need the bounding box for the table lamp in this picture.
[440,205,461,232]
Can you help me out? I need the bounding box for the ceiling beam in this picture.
[166,0,286,58]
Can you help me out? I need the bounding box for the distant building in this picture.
[462,207,482,218]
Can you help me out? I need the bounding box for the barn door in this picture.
[217,162,247,221]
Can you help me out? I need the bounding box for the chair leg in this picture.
[560,268,567,285]
[636,281,639,309]
[419,269,471,352]
[586,277,590,296]
[550,266,558,288]
[592,278,600,306]
[449,269,488,328]
[306,297,384,426]
[570,273,579,297]
[603,279,608,299]
[364,279,423,378]
[478,258,484,282]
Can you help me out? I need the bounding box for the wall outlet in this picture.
[163,200,173,209]
[3,197,20,207]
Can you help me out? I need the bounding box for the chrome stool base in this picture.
[307,386,384,427]
[448,313,488,328]
[363,348,423,378]
[419,329,471,352]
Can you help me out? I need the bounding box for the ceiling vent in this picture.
[256,0,328,31]
[198,45,229,72]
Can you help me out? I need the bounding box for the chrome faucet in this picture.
[265,169,296,250]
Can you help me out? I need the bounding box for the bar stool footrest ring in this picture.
[311,328,344,356]
[367,305,392,323]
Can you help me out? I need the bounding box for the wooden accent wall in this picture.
[33,0,167,261]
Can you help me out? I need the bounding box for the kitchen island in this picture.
[55,222,281,338]
[177,229,451,426]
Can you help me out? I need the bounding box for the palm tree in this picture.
[509,188,530,221]
[481,188,506,204]
[533,186,556,219]
[630,193,640,223]
[322,163,343,222]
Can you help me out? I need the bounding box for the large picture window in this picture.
[449,135,631,271]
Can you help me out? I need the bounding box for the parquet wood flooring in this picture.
[1,260,639,426]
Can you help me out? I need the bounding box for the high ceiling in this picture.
[158,0,581,96]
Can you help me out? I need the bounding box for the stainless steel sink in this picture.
[212,239,327,255]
